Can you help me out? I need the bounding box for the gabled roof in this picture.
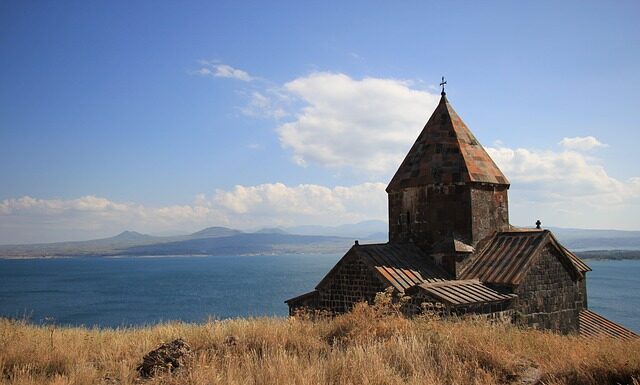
[285,290,318,305]
[561,245,592,273]
[316,243,451,293]
[579,310,638,340]
[387,94,508,192]
[459,229,590,286]
[407,279,517,306]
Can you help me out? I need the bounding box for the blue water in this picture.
[585,259,640,332]
[0,256,638,331]
[0,255,341,327]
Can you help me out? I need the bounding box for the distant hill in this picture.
[190,227,242,238]
[254,227,289,234]
[1,222,640,259]
[363,232,388,241]
[576,250,640,260]
[546,227,640,251]
[0,231,178,258]
[287,220,387,238]
[124,233,353,256]
[110,231,156,242]
[0,226,355,258]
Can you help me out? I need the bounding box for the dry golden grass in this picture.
[1,302,639,385]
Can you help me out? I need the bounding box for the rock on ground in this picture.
[136,338,193,378]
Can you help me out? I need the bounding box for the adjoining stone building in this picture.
[286,88,637,339]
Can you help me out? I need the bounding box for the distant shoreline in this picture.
[575,250,640,261]
[1,249,639,260]
[0,251,343,260]
[3,224,640,260]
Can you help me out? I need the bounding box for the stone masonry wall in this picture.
[317,255,387,313]
[470,185,509,246]
[388,184,472,246]
[514,245,580,333]
[577,277,588,310]
[286,291,319,316]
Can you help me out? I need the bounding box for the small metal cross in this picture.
[440,76,447,95]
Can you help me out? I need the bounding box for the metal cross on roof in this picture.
[440,76,447,95]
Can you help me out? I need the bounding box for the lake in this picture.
[0,255,638,332]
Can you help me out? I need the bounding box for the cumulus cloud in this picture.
[559,136,608,151]
[191,66,639,230]
[276,73,440,174]
[0,196,129,214]
[0,183,387,244]
[487,142,640,229]
[195,61,253,82]
[0,195,224,243]
[200,68,438,173]
[214,182,386,221]
[487,146,615,195]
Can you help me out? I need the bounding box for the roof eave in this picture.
[285,290,318,304]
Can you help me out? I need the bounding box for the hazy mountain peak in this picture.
[112,231,152,241]
[254,227,289,234]
[190,227,242,238]
[286,220,387,238]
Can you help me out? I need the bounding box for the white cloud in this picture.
[0,183,387,244]
[188,65,640,230]
[0,196,129,214]
[203,70,438,173]
[487,146,615,195]
[195,68,212,76]
[240,91,288,118]
[487,142,640,229]
[276,73,440,175]
[195,61,253,82]
[0,195,223,243]
[3,141,639,243]
[213,182,386,222]
[213,64,253,81]
[559,136,608,151]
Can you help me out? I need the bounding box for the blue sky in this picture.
[1,1,639,243]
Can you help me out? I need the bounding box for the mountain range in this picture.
[0,223,386,258]
[1,220,639,258]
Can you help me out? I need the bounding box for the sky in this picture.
[1,1,640,244]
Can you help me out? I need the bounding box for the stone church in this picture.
[287,86,637,338]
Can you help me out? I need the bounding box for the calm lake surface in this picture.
[0,255,638,332]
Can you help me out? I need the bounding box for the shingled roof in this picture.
[407,279,517,306]
[459,229,590,286]
[387,94,509,191]
[579,310,638,340]
[316,243,451,293]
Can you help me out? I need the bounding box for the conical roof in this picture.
[387,94,509,192]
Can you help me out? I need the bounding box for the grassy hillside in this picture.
[1,303,638,385]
